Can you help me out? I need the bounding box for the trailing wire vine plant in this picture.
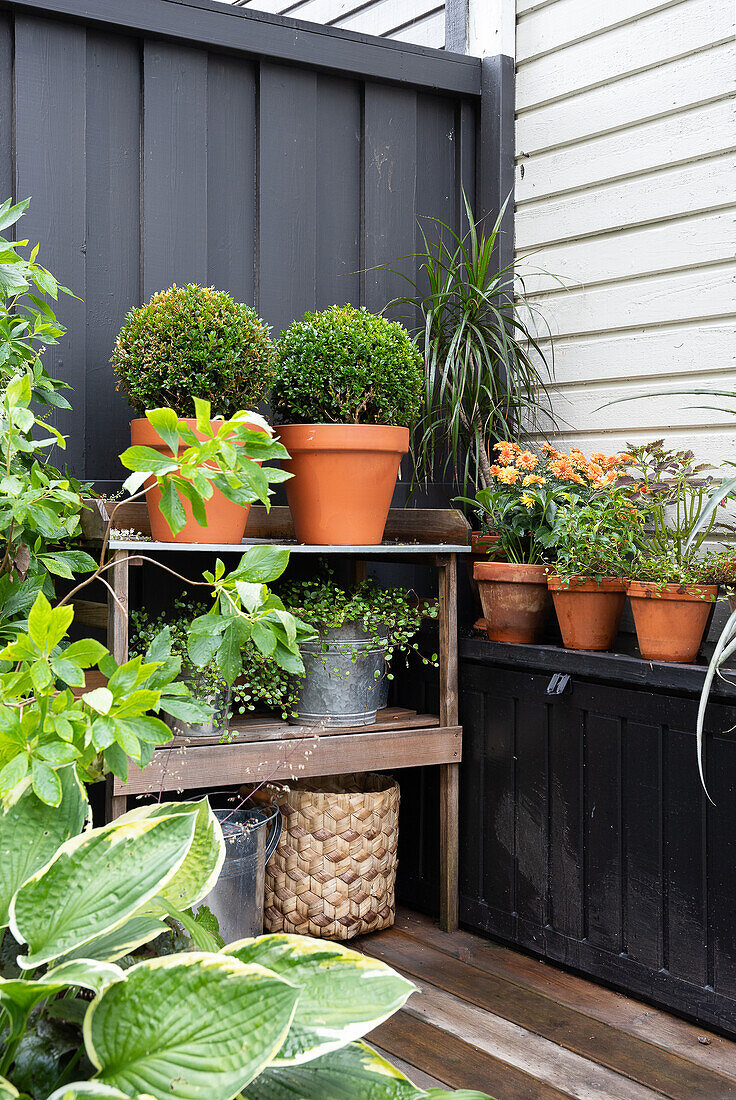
[381,192,557,494]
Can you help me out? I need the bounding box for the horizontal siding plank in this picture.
[515,152,736,248]
[516,0,682,63]
[518,209,736,293]
[516,0,734,112]
[334,0,440,34]
[530,320,736,384]
[516,97,736,203]
[524,263,736,339]
[391,10,444,46]
[529,427,736,466]
[517,42,736,153]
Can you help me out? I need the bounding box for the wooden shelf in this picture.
[169,706,440,745]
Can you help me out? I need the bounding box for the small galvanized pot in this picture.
[290,621,386,728]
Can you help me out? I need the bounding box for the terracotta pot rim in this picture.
[628,581,718,601]
[277,423,409,454]
[474,561,548,583]
[547,575,627,593]
[130,415,267,447]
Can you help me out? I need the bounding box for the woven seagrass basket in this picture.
[258,773,399,941]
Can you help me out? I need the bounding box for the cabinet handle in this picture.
[546,673,572,696]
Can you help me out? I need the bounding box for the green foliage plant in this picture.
[271,305,423,427]
[0,199,97,642]
[383,193,556,493]
[111,284,275,418]
[118,400,291,538]
[279,573,438,682]
[551,493,646,585]
[0,774,493,1100]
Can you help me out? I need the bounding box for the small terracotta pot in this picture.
[474,561,552,644]
[628,581,718,663]
[131,417,258,544]
[547,576,627,652]
[277,423,409,545]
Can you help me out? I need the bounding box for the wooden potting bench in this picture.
[80,502,469,932]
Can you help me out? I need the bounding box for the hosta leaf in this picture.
[244,1041,424,1099]
[116,798,225,910]
[0,1075,19,1099]
[0,959,123,1038]
[86,954,300,1100]
[226,935,415,1065]
[58,915,169,964]
[0,764,88,928]
[11,810,198,968]
[49,1086,156,1100]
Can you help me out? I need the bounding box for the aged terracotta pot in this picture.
[474,561,552,644]
[547,576,627,652]
[277,423,409,545]
[469,531,503,632]
[131,417,258,544]
[628,581,717,663]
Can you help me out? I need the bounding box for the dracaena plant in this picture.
[0,773,491,1100]
[119,401,291,537]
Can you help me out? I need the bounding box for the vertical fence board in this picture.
[85,31,141,484]
[481,678,515,917]
[259,62,317,334]
[363,83,417,323]
[315,74,361,311]
[514,693,548,932]
[142,41,207,299]
[14,16,87,471]
[710,730,736,993]
[549,699,584,939]
[459,687,484,905]
[624,719,663,968]
[207,54,256,305]
[0,14,12,203]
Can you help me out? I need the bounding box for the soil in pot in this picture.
[277,423,408,545]
[547,576,627,652]
[474,561,552,644]
[628,581,718,663]
[290,622,386,727]
[131,417,258,544]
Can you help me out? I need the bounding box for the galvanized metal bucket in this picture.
[290,622,387,728]
[199,791,282,942]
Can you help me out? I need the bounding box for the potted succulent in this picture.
[279,573,437,727]
[546,474,643,651]
[458,442,633,644]
[622,443,723,663]
[113,284,288,543]
[271,305,423,545]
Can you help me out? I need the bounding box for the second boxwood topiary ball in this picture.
[112,284,275,418]
[272,305,423,427]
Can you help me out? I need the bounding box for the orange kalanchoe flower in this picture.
[517,450,538,470]
[497,465,519,485]
[489,464,502,477]
[522,474,545,486]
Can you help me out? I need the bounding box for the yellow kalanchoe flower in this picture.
[498,465,519,485]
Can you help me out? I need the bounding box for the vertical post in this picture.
[105,550,130,821]
[438,553,459,932]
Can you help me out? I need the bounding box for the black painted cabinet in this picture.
[396,641,736,1034]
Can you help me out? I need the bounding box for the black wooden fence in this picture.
[0,0,489,487]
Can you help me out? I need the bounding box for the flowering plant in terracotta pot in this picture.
[271,305,423,546]
[622,442,725,664]
[112,284,282,543]
[456,441,634,643]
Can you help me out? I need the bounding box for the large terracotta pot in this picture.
[131,417,256,544]
[474,561,552,644]
[547,576,627,652]
[628,581,718,663]
[277,424,409,545]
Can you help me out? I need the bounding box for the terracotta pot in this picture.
[474,561,553,644]
[547,576,627,652]
[277,424,409,545]
[628,581,718,663]
[469,531,504,632]
[131,417,257,544]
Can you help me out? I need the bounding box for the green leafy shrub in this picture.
[272,305,423,426]
[112,284,275,417]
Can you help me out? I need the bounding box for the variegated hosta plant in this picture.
[0,771,491,1100]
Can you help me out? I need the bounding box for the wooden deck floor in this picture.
[355,909,736,1099]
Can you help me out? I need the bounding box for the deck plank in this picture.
[360,929,736,1099]
[393,909,736,1083]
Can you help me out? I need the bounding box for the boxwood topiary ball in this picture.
[112,283,275,418]
[272,305,423,427]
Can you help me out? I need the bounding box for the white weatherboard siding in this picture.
[515,0,736,464]
[229,0,446,47]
